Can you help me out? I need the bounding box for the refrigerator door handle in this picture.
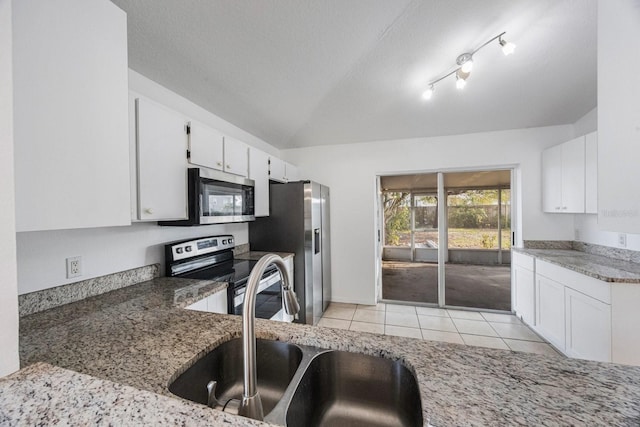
[314,228,321,254]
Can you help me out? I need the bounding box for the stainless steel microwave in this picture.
[159,168,255,226]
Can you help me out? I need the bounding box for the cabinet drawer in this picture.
[512,252,534,270]
[536,260,610,304]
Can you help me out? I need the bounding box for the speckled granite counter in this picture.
[513,248,640,283]
[17,276,640,426]
[0,363,266,426]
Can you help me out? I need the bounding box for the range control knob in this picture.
[222,239,227,245]
[228,237,234,244]
[185,246,192,252]
[176,247,184,254]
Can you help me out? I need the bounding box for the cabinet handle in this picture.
[555,207,561,210]
[562,207,567,210]
[144,208,154,214]
[227,164,231,169]
[216,161,223,167]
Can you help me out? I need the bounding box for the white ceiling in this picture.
[111,0,597,149]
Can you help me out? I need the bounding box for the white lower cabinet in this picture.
[186,291,227,314]
[512,253,535,326]
[535,274,566,352]
[513,253,640,365]
[565,287,611,362]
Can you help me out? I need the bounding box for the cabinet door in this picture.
[536,274,566,351]
[249,148,270,217]
[13,0,130,231]
[223,137,249,177]
[513,265,535,326]
[565,287,611,362]
[188,120,224,171]
[585,132,598,214]
[269,157,287,182]
[207,292,228,314]
[136,98,188,221]
[542,145,563,212]
[561,137,585,213]
[285,162,300,181]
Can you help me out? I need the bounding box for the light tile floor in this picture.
[318,302,560,357]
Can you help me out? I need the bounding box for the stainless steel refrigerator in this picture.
[249,181,331,325]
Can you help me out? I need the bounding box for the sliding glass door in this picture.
[379,169,513,311]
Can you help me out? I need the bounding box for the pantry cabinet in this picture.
[542,137,585,213]
[13,0,131,231]
[134,97,188,221]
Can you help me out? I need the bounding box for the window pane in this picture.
[447,190,500,249]
[414,195,438,248]
[383,192,410,247]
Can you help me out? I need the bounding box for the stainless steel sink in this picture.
[285,350,423,427]
[170,338,423,426]
[169,338,303,415]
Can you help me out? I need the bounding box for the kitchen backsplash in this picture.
[18,264,160,317]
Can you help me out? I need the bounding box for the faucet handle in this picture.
[207,380,221,408]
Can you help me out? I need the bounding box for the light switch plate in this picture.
[618,233,627,248]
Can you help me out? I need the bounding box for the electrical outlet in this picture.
[618,233,627,248]
[66,256,82,279]
[574,228,580,241]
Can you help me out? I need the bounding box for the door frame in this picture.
[376,164,518,310]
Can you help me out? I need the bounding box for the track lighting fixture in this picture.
[422,31,515,101]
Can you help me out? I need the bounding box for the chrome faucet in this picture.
[238,254,300,421]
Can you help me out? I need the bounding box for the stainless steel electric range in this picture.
[165,235,291,321]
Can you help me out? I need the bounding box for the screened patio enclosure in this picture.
[379,170,512,311]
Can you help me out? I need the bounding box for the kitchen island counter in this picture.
[17,276,640,426]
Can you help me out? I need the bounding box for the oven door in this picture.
[230,271,293,322]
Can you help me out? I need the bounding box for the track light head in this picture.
[499,36,516,56]
[456,53,473,73]
[422,85,435,100]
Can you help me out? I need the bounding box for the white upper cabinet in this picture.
[269,157,299,183]
[249,148,270,217]
[188,120,224,171]
[135,97,188,221]
[269,157,287,182]
[285,162,300,181]
[188,122,248,177]
[13,0,131,231]
[542,144,563,213]
[542,137,585,213]
[223,137,249,177]
[585,132,598,214]
[597,0,640,233]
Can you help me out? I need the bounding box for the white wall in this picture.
[572,107,597,137]
[283,125,574,305]
[571,107,640,250]
[16,71,279,295]
[17,223,247,294]
[0,0,20,376]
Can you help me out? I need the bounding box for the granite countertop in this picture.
[513,247,640,283]
[15,276,640,426]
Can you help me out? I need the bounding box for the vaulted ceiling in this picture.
[111,0,596,149]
